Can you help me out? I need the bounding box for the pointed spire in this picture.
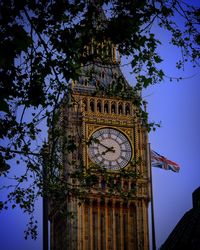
[72,1,129,95]
[83,1,120,65]
[86,0,107,31]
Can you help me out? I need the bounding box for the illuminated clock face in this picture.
[88,128,132,170]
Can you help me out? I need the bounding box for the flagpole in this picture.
[43,161,48,250]
[42,144,49,250]
[148,143,157,250]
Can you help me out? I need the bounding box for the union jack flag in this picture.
[151,150,180,172]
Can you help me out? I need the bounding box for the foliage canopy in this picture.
[0,0,199,239]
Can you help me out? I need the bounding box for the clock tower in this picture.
[49,4,150,250]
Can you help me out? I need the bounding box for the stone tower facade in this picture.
[49,4,150,250]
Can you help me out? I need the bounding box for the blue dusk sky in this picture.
[0,1,200,250]
[143,59,200,248]
[143,1,200,246]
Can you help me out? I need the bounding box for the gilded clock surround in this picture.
[74,93,138,172]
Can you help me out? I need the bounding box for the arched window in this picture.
[102,45,107,58]
[83,100,87,111]
[111,103,116,113]
[123,181,128,191]
[90,100,94,112]
[125,104,130,115]
[104,103,108,113]
[118,104,123,114]
[108,44,112,57]
[97,101,101,112]
[101,178,106,189]
[131,182,136,191]
[84,79,88,86]
[97,44,102,56]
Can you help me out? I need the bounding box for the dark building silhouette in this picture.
[161,186,200,250]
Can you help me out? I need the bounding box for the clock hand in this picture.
[102,147,115,155]
[98,142,111,150]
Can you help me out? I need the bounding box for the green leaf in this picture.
[0,99,9,113]
[12,204,16,209]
